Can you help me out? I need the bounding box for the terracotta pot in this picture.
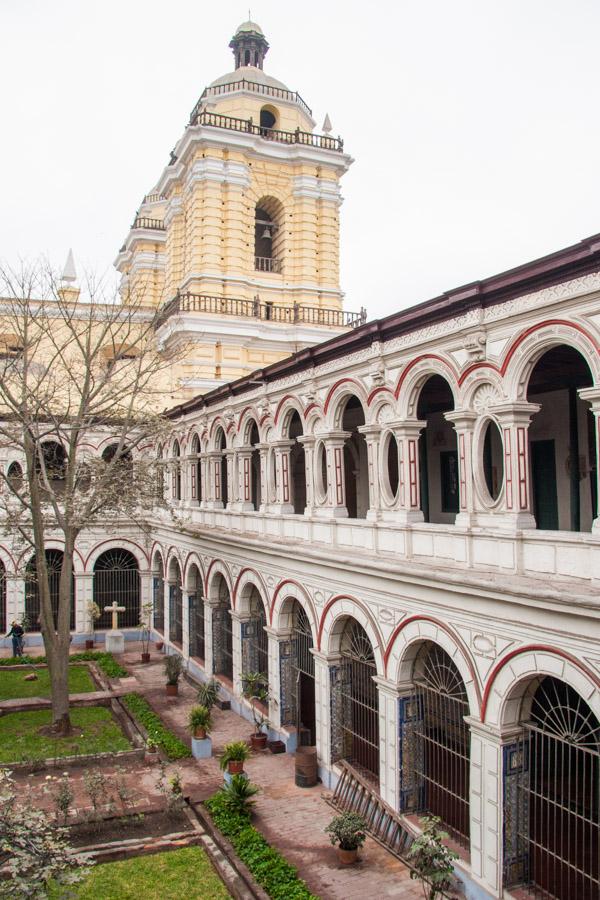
[85,640,94,650]
[155,641,164,651]
[337,847,358,865]
[166,683,179,696]
[194,726,207,740]
[250,733,268,750]
[227,759,244,775]
[141,652,151,663]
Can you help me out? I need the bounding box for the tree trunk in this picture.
[43,629,72,735]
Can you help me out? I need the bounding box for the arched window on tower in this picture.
[259,105,277,136]
[254,199,283,274]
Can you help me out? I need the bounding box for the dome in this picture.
[234,20,264,37]
[210,66,290,92]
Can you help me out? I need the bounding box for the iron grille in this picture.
[169,581,183,646]
[339,620,379,780]
[153,573,165,633]
[292,604,316,745]
[415,642,470,846]
[246,589,268,678]
[25,550,75,632]
[189,592,205,660]
[0,561,5,633]
[93,549,140,629]
[213,578,233,680]
[509,677,600,899]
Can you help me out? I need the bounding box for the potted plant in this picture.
[145,737,159,762]
[325,812,367,865]
[197,677,220,710]
[189,704,212,740]
[139,601,153,663]
[408,816,459,899]
[219,740,250,775]
[242,671,270,750]
[164,654,184,696]
[85,601,100,650]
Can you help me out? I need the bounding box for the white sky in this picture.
[2,0,599,320]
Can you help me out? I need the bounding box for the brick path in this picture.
[3,642,422,899]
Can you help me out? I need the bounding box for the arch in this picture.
[324,378,369,426]
[205,558,233,601]
[237,406,261,437]
[318,594,385,676]
[481,644,600,727]
[167,555,183,646]
[85,538,148,573]
[183,552,205,590]
[25,549,75,632]
[210,568,234,680]
[273,394,304,429]
[187,559,205,661]
[209,418,229,448]
[93,548,140,629]
[255,196,285,275]
[269,579,318,638]
[416,372,458,524]
[395,355,460,417]
[384,614,481,714]
[233,567,269,616]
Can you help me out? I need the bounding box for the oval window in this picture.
[315,441,328,503]
[381,432,399,504]
[482,419,504,502]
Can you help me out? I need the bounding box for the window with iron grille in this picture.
[243,588,268,680]
[25,550,75,632]
[169,563,183,647]
[292,603,315,745]
[335,619,379,780]
[153,559,165,633]
[93,549,140,629]
[506,676,600,899]
[212,575,233,679]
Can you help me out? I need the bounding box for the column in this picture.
[313,431,350,518]
[390,419,426,523]
[374,676,400,809]
[224,449,235,509]
[266,626,291,732]
[230,610,246,696]
[579,387,600,532]
[236,446,254,511]
[358,424,382,521]
[272,440,295,514]
[311,649,337,783]
[203,599,217,675]
[491,401,539,529]
[257,444,269,512]
[187,453,199,505]
[445,409,477,526]
[75,573,93,635]
[297,435,316,515]
[163,574,171,645]
[467,718,522,899]
[182,589,191,658]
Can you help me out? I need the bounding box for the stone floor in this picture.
[3,642,423,899]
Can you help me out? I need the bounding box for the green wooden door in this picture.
[531,439,559,530]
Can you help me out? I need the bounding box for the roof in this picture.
[210,65,289,92]
[166,231,600,420]
[234,20,264,37]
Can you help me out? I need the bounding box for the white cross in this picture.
[104,601,126,630]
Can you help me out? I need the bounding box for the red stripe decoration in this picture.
[408,439,418,508]
[459,433,466,510]
[244,457,250,501]
[214,461,220,500]
[282,453,289,502]
[334,446,343,506]
[517,426,528,510]
[504,428,513,510]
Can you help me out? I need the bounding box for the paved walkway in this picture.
[4,642,422,899]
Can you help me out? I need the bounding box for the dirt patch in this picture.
[68,808,193,847]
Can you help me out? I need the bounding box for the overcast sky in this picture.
[2,0,599,319]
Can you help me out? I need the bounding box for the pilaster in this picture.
[445,409,478,526]
[390,420,426,523]
[491,401,539,529]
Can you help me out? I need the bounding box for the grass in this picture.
[50,847,230,899]
[0,665,96,701]
[122,692,191,760]
[0,651,128,678]
[0,706,131,763]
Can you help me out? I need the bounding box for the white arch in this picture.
[270,579,318,642]
[397,358,461,419]
[85,538,147,574]
[233,568,269,617]
[319,595,385,676]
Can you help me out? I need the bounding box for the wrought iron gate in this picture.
[506,677,600,899]
[292,604,315,745]
[169,580,183,646]
[189,591,205,660]
[415,642,470,846]
[153,570,165,633]
[93,549,140,629]
[212,578,233,679]
[336,619,379,780]
[25,550,75,631]
[243,589,268,677]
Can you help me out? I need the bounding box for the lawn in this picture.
[51,847,230,899]
[0,665,96,701]
[0,707,130,762]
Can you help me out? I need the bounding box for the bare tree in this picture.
[0,262,180,734]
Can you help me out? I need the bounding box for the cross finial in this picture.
[104,600,126,630]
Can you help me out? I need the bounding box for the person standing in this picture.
[5,621,25,657]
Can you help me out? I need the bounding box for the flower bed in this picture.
[206,792,318,900]
[121,693,191,760]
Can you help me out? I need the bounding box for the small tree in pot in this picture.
[219,740,250,775]
[85,601,100,650]
[408,816,459,899]
[196,677,220,710]
[241,671,269,749]
[164,654,184,696]
[189,705,212,740]
[138,601,153,663]
[325,812,367,865]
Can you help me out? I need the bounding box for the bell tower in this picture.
[115,21,364,398]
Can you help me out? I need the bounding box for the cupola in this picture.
[229,20,269,70]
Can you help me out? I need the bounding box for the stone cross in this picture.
[104,601,126,630]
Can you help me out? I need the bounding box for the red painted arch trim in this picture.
[383,614,482,705]
[269,578,313,625]
[149,542,165,569]
[303,402,320,419]
[232,566,269,611]
[236,406,258,433]
[317,594,383,657]
[458,318,600,386]
[209,417,226,439]
[0,545,18,570]
[394,355,459,400]
[274,394,303,425]
[323,379,366,415]
[367,386,395,406]
[481,644,600,722]
[182,552,205,587]
[203,558,233,601]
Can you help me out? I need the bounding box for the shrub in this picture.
[206,792,317,900]
[122,693,191,760]
[189,705,212,735]
[408,815,458,899]
[219,775,259,817]
[325,812,367,851]
[219,740,250,770]
[196,678,220,710]
[164,654,184,685]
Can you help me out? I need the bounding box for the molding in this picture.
[292,175,342,204]
[184,158,251,193]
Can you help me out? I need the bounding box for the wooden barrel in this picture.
[295,746,318,787]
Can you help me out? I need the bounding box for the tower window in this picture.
[260,107,277,133]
